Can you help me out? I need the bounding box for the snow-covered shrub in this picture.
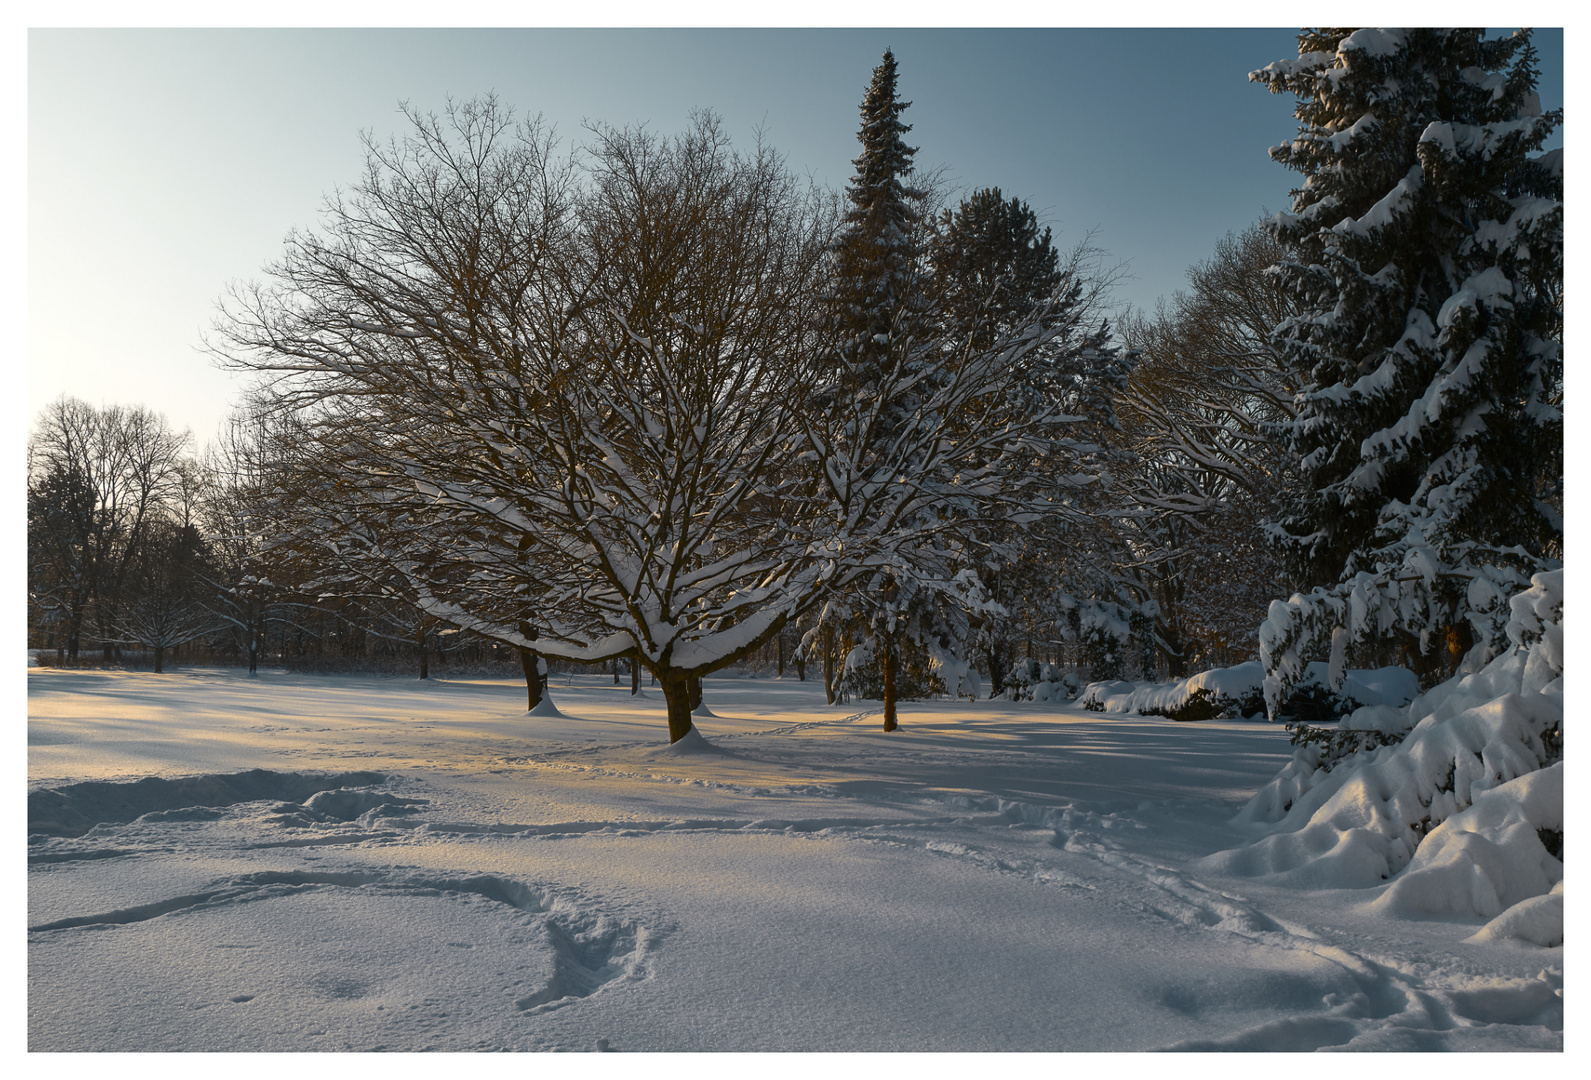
[1371,762,1562,933]
[1002,658,1079,702]
[1075,661,1414,723]
[1076,679,1133,712]
[1076,609,1128,682]
[1077,667,1262,719]
[1283,722,1407,774]
[927,640,982,700]
[1061,597,1156,681]
[1210,571,1563,938]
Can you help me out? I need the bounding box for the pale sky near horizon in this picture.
[25,22,1566,450]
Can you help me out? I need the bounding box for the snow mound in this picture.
[1371,763,1561,922]
[1207,571,1562,929]
[1469,882,1564,947]
[28,769,391,838]
[300,788,429,822]
[528,696,565,717]
[647,727,726,757]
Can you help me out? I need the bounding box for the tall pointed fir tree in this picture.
[830,49,929,391]
[820,49,936,730]
[1252,29,1562,710]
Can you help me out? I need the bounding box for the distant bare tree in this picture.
[197,409,293,674]
[111,518,219,672]
[1112,223,1304,674]
[27,397,189,662]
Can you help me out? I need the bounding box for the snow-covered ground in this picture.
[27,666,1563,1053]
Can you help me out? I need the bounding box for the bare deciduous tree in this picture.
[214,100,1099,742]
[1110,223,1304,674]
[27,397,189,662]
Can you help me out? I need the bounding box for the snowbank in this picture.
[1207,571,1562,935]
[1077,661,1415,722]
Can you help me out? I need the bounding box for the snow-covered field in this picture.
[27,666,1564,1053]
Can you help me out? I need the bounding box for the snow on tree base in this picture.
[646,728,726,757]
[1206,572,1563,935]
[529,697,565,718]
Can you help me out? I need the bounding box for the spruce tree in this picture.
[829,49,929,392]
[1253,29,1562,702]
[824,50,933,730]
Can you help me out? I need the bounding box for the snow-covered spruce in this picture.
[1252,30,1562,711]
[1210,570,1562,942]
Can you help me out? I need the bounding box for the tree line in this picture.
[28,33,1561,741]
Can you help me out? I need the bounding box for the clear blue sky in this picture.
[27,26,1565,448]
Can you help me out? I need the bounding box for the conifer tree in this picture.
[822,49,933,730]
[927,190,1126,691]
[1252,29,1562,707]
[829,49,928,391]
[929,188,1061,352]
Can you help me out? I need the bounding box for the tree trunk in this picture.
[631,654,641,696]
[986,643,1005,698]
[688,675,703,711]
[660,671,694,743]
[882,643,898,732]
[518,647,545,709]
[1161,621,1188,679]
[66,596,86,664]
[822,625,836,705]
[1445,620,1475,678]
[517,620,546,709]
[794,652,805,681]
[417,623,429,679]
[153,644,165,674]
[613,656,620,685]
[776,632,784,677]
